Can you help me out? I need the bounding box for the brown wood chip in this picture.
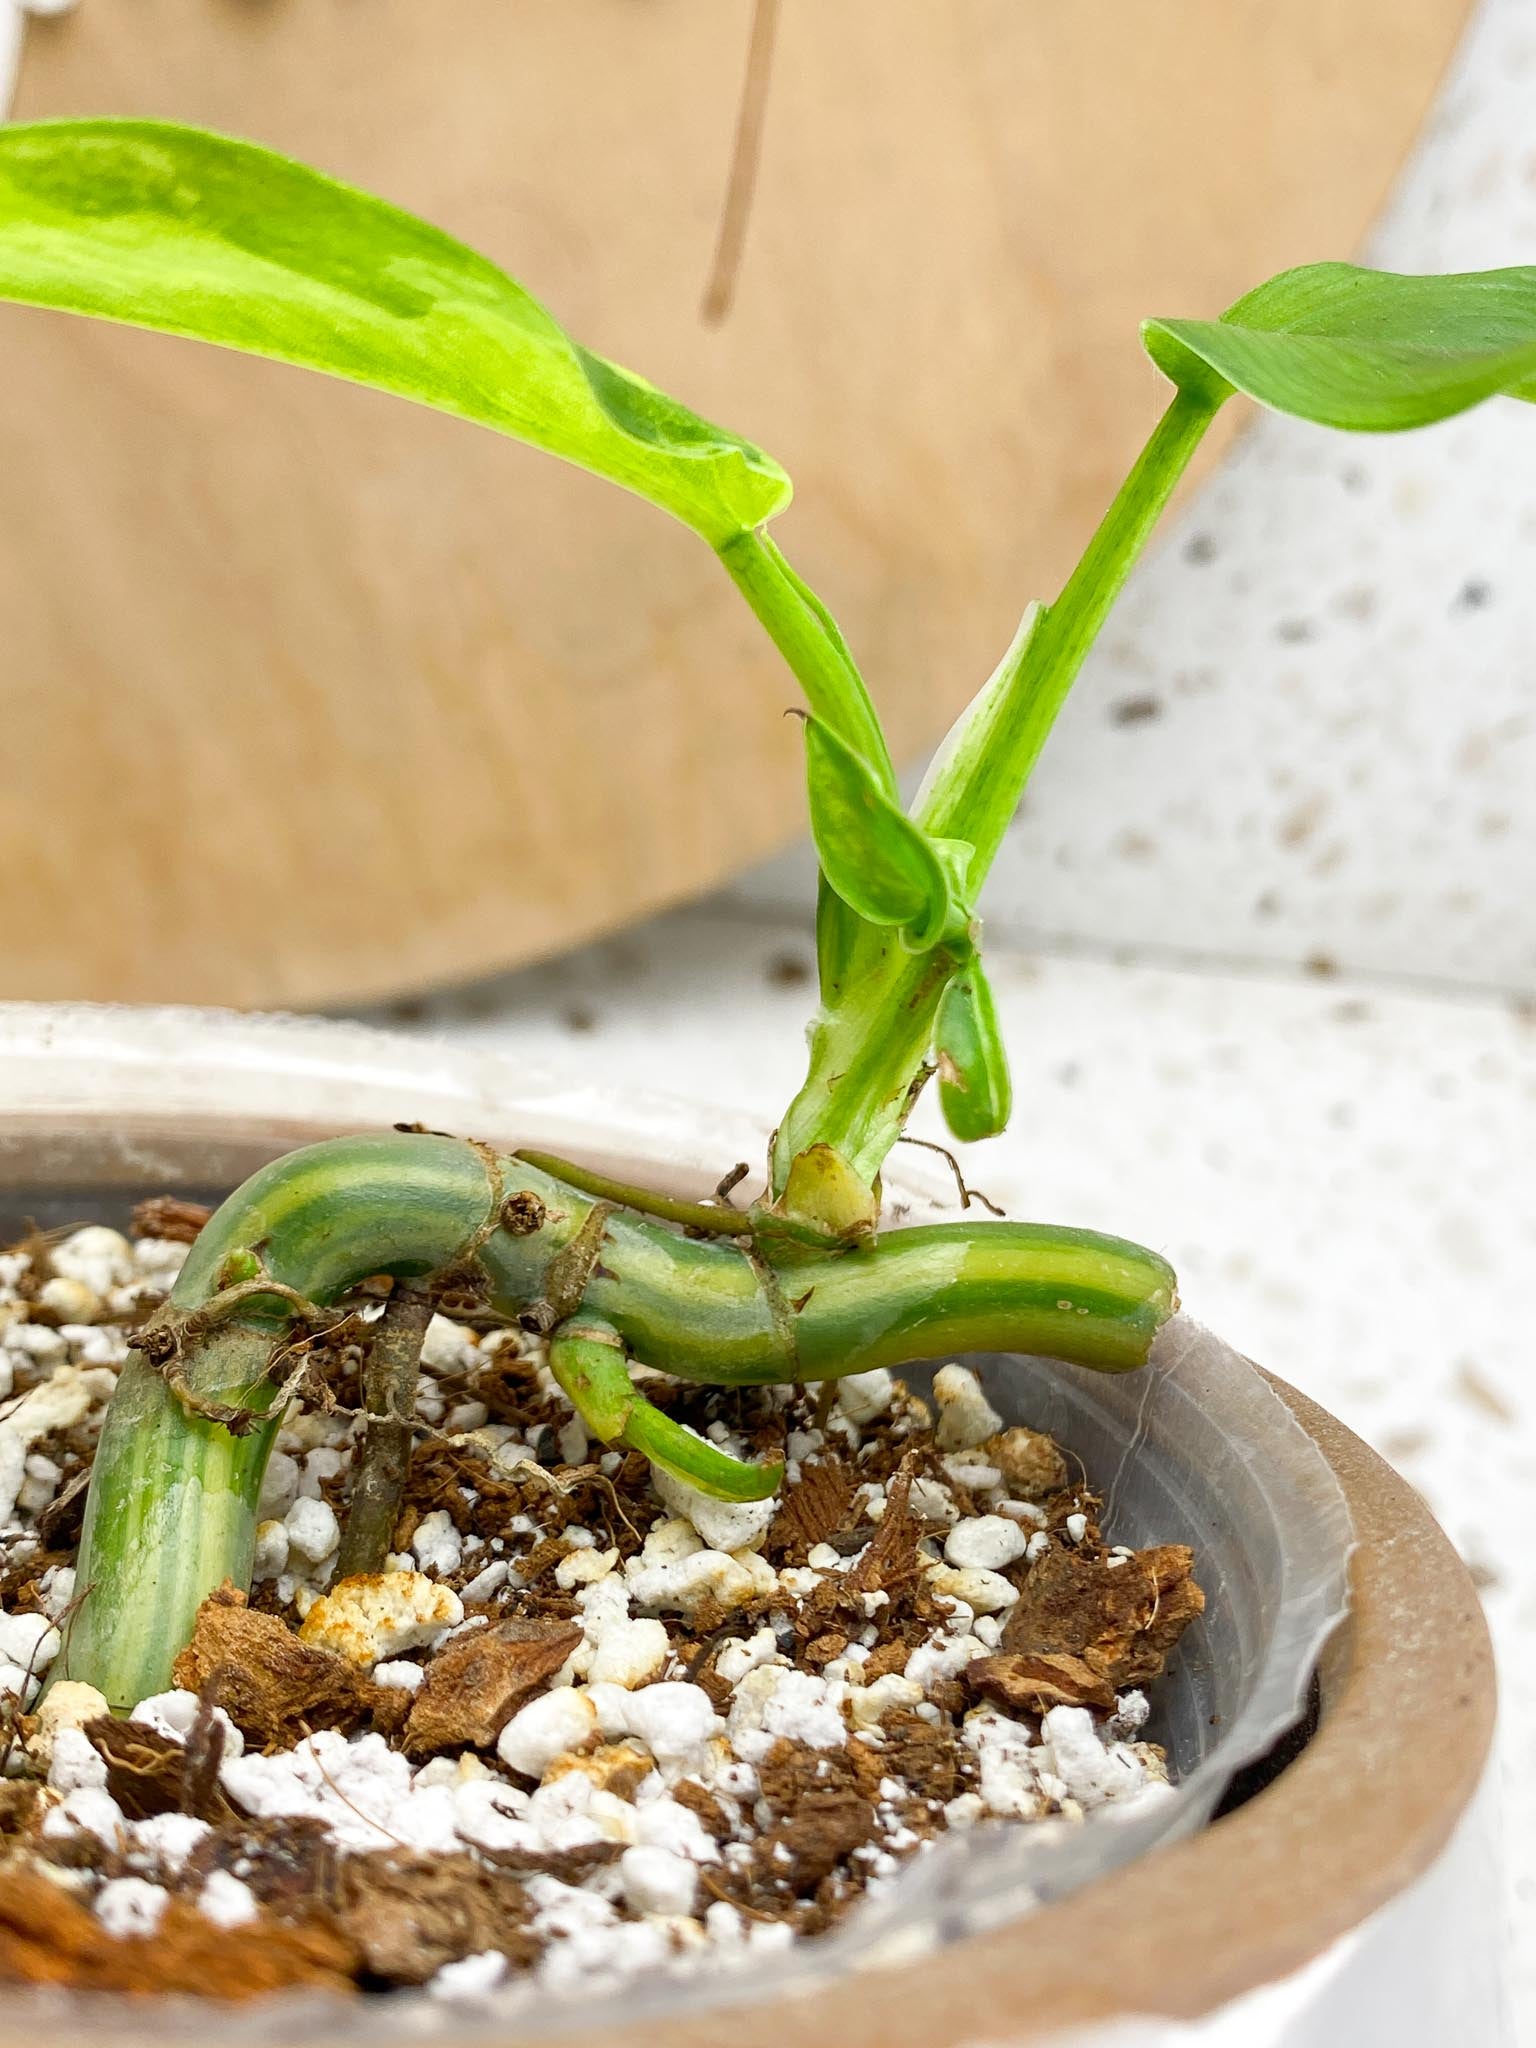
[846,1457,919,1595]
[0,1861,357,1998]
[980,1425,1070,1500]
[85,1712,236,1824]
[172,1584,378,1749]
[330,1852,538,1985]
[767,1455,854,1562]
[671,1776,736,1843]
[129,1195,213,1245]
[1002,1542,1204,1688]
[753,1785,876,1892]
[0,1786,39,1839]
[964,1650,1116,1713]
[403,1619,582,1755]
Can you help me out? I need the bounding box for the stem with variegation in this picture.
[58,1132,1176,1710]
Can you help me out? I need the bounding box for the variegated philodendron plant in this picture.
[0,122,1530,1702]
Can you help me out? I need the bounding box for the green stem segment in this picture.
[718,529,896,792]
[944,388,1216,871]
[770,390,1220,1216]
[548,1319,783,1501]
[60,1133,1176,1709]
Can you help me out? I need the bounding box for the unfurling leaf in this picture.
[0,120,789,545]
[802,716,956,947]
[1144,263,1536,431]
[936,956,1012,1142]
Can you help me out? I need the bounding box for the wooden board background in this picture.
[0,0,1469,1006]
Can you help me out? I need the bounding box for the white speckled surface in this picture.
[734,0,1536,994]
[382,905,1533,2027]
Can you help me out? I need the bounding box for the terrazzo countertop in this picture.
[732,0,1536,996]
[378,904,1535,2032]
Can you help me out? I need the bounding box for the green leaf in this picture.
[935,956,1012,1143]
[1144,263,1536,432]
[0,119,789,545]
[802,716,954,947]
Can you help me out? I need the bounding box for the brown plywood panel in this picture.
[0,0,1470,1004]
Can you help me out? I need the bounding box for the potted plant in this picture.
[0,121,1509,2030]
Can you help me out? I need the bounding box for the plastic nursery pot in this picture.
[0,1005,1501,2047]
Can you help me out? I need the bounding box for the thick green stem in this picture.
[61,1135,500,1710]
[770,907,957,1198]
[59,1133,1176,1707]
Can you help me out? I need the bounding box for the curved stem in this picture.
[60,1134,501,1709]
[548,1319,783,1501]
[717,529,895,790]
[60,1133,1176,1706]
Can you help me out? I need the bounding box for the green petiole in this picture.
[548,1318,784,1503]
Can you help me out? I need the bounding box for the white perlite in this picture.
[198,1870,260,1930]
[412,1508,464,1578]
[299,1570,462,1665]
[0,1365,112,1524]
[619,1844,697,1917]
[0,1216,1193,2005]
[50,1227,132,1299]
[925,1560,1020,1614]
[95,1877,169,1940]
[944,1514,1031,1571]
[624,1519,776,1620]
[28,1681,109,1772]
[0,1608,60,1674]
[931,1364,1004,1452]
[587,1617,668,1689]
[430,1951,508,2001]
[373,1660,425,1692]
[498,1688,599,1780]
[284,1495,340,1565]
[836,1367,895,1425]
[651,1461,777,1555]
[592,1681,717,1762]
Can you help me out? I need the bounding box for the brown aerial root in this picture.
[335,1282,433,1580]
